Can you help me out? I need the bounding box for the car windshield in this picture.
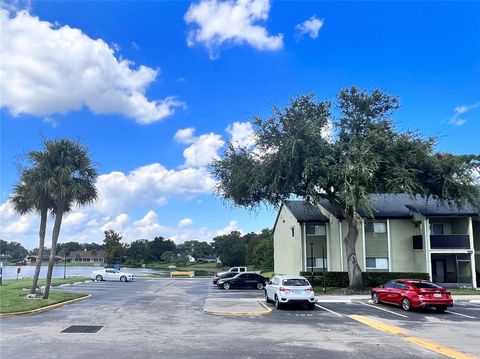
[282,279,309,286]
[410,281,442,289]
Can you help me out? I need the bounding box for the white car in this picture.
[265,275,315,310]
[91,268,134,282]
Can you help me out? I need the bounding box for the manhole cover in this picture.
[61,325,103,333]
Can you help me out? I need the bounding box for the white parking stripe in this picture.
[315,304,343,317]
[445,310,477,319]
[357,301,408,318]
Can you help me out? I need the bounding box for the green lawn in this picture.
[449,289,480,295]
[0,277,89,314]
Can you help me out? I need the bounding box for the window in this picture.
[431,223,444,235]
[395,281,409,290]
[306,257,327,268]
[366,257,388,269]
[366,221,387,234]
[384,281,396,289]
[291,226,295,238]
[410,281,442,289]
[306,224,326,236]
[283,279,309,286]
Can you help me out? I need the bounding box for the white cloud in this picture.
[321,120,334,143]
[184,0,283,59]
[95,163,216,214]
[216,220,243,235]
[101,213,129,232]
[183,133,225,167]
[226,121,256,149]
[174,128,196,144]
[178,218,193,228]
[63,211,88,226]
[0,9,184,124]
[295,16,324,40]
[448,102,480,126]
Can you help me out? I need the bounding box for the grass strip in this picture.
[0,277,88,314]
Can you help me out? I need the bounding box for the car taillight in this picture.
[305,287,314,292]
[279,287,290,292]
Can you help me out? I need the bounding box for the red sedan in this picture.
[371,279,453,312]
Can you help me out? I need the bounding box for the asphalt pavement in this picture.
[1,278,479,359]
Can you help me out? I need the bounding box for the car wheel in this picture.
[401,297,411,311]
[274,295,282,310]
[265,290,272,303]
[257,283,264,290]
[436,306,447,313]
[372,292,380,304]
[223,282,230,290]
[307,302,315,310]
[120,276,127,282]
[95,275,103,281]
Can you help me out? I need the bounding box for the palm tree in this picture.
[25,139,98,299]
[11,168,54,295]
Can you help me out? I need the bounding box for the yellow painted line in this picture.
[349,315,406,334]
[404,336,479,359]
[349,315,479,358]
[0,295,91,318]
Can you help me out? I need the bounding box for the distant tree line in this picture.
[0,240,29,263]
[100,228,273,270]
[2,228,273,271]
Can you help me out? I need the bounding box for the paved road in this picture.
[1,279,479,359]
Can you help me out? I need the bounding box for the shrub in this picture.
[300,271,429,288]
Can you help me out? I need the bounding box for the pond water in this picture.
[0,265,216,280]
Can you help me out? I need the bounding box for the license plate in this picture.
[434,293,442,298]
[293,290,302,294]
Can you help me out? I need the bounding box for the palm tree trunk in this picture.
[42,202,64,299]
[30,207,47,295]
[344,208,364,289]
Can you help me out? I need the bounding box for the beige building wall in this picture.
[273,205,303,275]
[327,221,343,271]
[390,219,417,272]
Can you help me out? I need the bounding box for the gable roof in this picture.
[281,194,479,223]
[284,200,329,222]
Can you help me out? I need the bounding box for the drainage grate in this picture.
[61,325,103,333]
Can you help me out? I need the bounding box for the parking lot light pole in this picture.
[63,252,67,279]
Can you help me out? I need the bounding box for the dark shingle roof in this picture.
[292,194,479,220]
[284,200,328,222]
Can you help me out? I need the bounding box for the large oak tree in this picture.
[212,87,480,289]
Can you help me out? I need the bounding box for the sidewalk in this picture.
[203,298,271,316]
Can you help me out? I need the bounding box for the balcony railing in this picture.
[430,234,470,249]
[412,234,470,250]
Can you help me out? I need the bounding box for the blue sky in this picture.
[1,0,479,249]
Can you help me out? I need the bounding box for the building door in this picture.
[432,259,446,283]
[457,259,472,284]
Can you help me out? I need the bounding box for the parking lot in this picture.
[1,278,479,358]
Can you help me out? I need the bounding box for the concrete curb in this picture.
[0,295,91,318]
[203,300,272,317]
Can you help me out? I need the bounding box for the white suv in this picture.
[265,275,316,310]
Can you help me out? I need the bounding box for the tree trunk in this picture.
[30,207,47,295]
[344,209,364,289]
[42,202,64,299]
